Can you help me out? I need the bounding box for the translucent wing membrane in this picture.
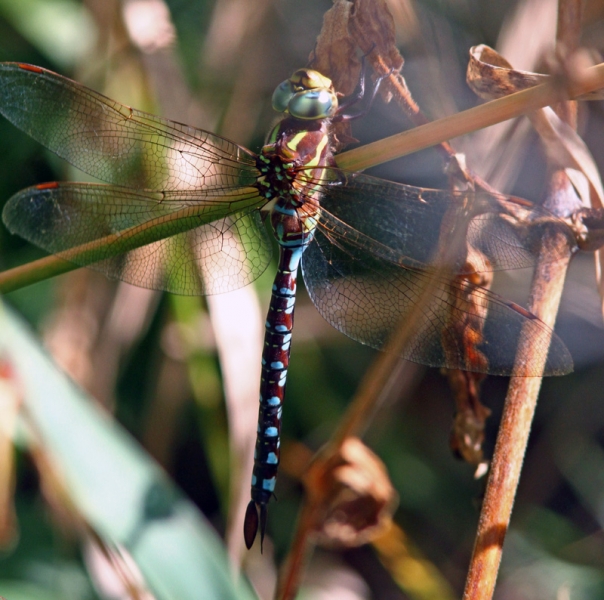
[0,63,259,191]
[310,170,577,273]
[3,183,271,294]
[301,170,575,376]
[303,221,572,376]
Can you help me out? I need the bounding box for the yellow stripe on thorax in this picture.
[305,134,329,168]
[285,131,329,167]
[285,131,307,154]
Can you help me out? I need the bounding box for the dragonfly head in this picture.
[271,68,338,120]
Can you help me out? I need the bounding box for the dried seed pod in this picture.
[303,437,398,548]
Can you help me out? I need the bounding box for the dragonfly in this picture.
[0,62,575,548]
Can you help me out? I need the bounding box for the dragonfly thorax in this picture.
[256,152,298,204]
[258,115,334,203]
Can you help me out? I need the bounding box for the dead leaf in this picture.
[446,368,490,467]
[467,44,604,101]
[312,0,360,96]
[303,437,398,548]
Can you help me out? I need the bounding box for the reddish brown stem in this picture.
[275,501,322,600]
[464,1,583,596]
[463,230,572,599]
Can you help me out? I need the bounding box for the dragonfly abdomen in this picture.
[244,196,318,549]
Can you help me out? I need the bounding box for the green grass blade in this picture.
[0,302,254,600]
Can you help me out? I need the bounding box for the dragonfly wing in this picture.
[0,63,259,190]
[312,169,576,273]
[3,183,271,295]
[302,212,572,376]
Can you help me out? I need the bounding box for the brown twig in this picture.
[463,228,572,599]
[463,1,583,597]
[274,494,323,600]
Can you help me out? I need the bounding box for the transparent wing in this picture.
[309,169,576,273]
[0,62,259,191]
[3,183,271,295]
[302,215,572,376]
[298,170,574,376]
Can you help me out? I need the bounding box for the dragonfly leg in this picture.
[259,504,268,552]
[336,43,384,111]
[336,56,369,112]
[334,66,393,122]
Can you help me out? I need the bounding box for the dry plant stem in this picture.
[556,0,581,129]
[465,3,582,596]
[275,501,322,600]
[0,255,75,292]
[463,231,572,600]
[331,320,415,447]
[336,61,604,172]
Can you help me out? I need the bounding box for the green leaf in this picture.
[0,302,254,600]
[0,0,96,68]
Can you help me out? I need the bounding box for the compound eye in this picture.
[271,79,295,113]
[287,88,338,120]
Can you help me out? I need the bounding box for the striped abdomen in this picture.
[244,197,317,549]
